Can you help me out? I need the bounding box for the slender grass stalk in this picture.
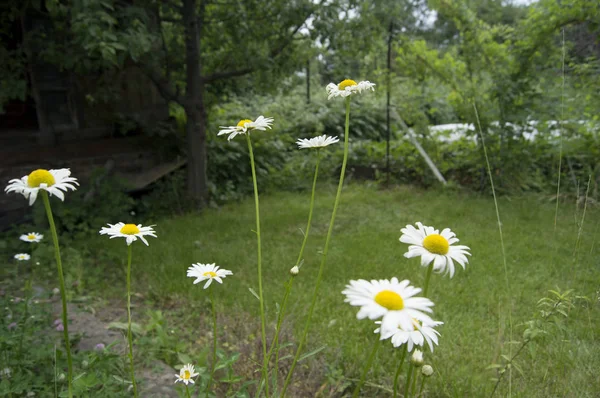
[185,384,191,398]
[41,191,73,398]
[263,150,321,393]
[554,28,565,232]
[422,263,434,297]
[473,103,512,397]
[281,97,352,396]
[54,344,58,398]
[207,287,218,394]
[404,363,414,398]
[490,339,531,397]
[352,338,381,398]
[245,134,269,397]
[392,345,408,398]
[125,244,138,397]
[570,174,591,286]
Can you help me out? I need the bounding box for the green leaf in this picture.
[107,321,144,335]
[298,345,327,362]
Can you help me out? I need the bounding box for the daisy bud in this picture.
[82,360,89,369]
[58,373,66,382]
[411,349,424,367]
[52,288,60,295]
[422,365,434,377]
[290,266,299,276]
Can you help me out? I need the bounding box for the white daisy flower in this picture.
[14,253,31,261]
[296,134,340,149]
[99,222,157,246]
[187,263,233,289]
[342,277,434,336]
[20,232,43,243]
[174,363,199,385]
[400,222,471,278]
[217,116,274,141]
[376,317,443,352]
[325,79,376,100]
[5,168,79,206]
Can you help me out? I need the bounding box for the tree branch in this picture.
[202,9,313,84]
[143,66,183,104]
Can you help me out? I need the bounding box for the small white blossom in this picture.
[296,135,339,149]
[326,79,375,99]
[99,222,157,246]
[20,232,43,243]
[187,263,233,289]
[174,363,199,385]
[218,116,274,141]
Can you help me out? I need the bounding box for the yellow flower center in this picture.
[27,234,36,240]
[237,119,253,128]
[27,169,55,188]
[374,290,404,310]
[422,234,449,255]
[120,224,140,235]
[183,370,190,379]
[338,79,358,90]
[203,271,217,278]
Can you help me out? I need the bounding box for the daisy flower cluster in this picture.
[343,277,442,352]
[342,219,471,395]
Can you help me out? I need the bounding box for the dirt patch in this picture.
[51,297,178,397]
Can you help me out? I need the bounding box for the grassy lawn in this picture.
[94,183,599,397]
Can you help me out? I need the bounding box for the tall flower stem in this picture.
[263,151,321,393]
[392,346,408,398]
[185,384,191,398]
[404,363,414,398]
[411,368,419,396]
[282,97,352,396]
[41,191,73,398]
[422,263,434,297]
[207,287,218,394]
[418,374,427,397]
[126,244,138,397]
[352,338,381,398]
[246,134,269,397]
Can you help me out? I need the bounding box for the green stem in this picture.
[392,346,408,398]
[352,338,381,398]
[207,287,218,394]
[422,263,434,297]
[185,384,191,398]
[282,98,352,396]
[263,151,321,393]
[42,191,73,398]
[126,244,138,397]
[411,368,419,397]
[293,150,321,267]
[404,363,414,398]
[418,375,426,397]
[246,134,269,398]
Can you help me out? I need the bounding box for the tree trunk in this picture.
[183,0,208,204]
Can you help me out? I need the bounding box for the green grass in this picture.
[96,183,599,397]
